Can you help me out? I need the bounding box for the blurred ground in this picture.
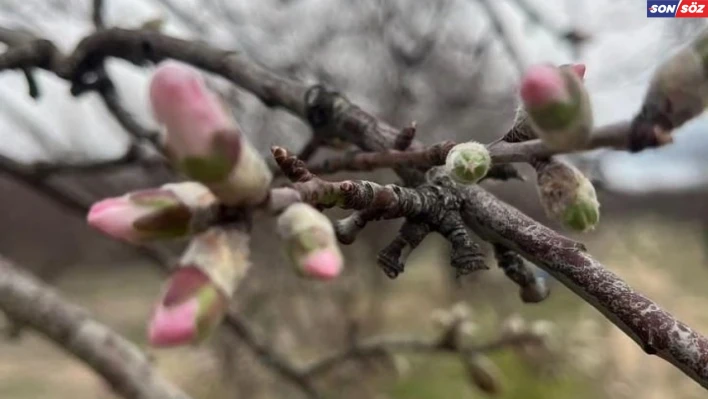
[2,215,707,399]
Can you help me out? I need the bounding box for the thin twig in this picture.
[301,331,539,379]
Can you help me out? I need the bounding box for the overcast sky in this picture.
[0,0,706,193]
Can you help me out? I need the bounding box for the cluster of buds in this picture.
[519,63,592,151]
[86,62,342,348]
[150,61,272,206]
[87,182,215,244]
[444,142,491,184]
[276,203,344,280]
[148,228,250,347]
[536,160,600,232]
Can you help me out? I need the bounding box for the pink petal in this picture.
[148,298,199,347]
[520,65,568,108]
[570,64,586,79]
[163,267,210,306]
[302,249,343,280]
[87,197,127,219]
[86,198,145,243]
[149,61,233,157]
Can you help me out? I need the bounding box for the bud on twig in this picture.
[149,61,272,206]
[630,28,708,151]
[463,353,504,396]
[148,227,251,347]
[536,160,600,232]
[277,203,344,280]
[520,63,592,151]
[445,142,491,184]
[86,182,216,244]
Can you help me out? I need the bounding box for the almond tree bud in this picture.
[148,227,251,347]
[87,182,215,244]
[463,354,504,396]
[277,203,344,280]
[445,142,491,184]
[520,64,592,151]
[149,61,272,206]
[536,160,600,232]
[503,64,585,144]
[630,29,708,150]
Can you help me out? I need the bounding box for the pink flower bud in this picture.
[569,63,586,79]
[148,267,228,347]
[86,182,215,244]
[277,203,344,280]
[148,227,251,347]
[520,65,569,108]
[150,61,241,182]
[149,61,272,206]
[301,249,343,280]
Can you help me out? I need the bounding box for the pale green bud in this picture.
[536,160,600,232]
[277,203,344,280]
[445,142,491,184]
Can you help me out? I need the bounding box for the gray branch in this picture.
[0,256,192,399]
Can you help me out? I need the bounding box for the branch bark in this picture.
[459,185,708,388]
[0,256,192,399]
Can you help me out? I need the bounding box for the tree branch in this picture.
[1,26,707,390]
[459,184,708,388]
[306,121,631,175]
[0,256,193,399]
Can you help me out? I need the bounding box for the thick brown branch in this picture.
[0,257,192,399]
[460,185,708,388]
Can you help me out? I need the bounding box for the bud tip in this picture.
[148,299,199,347]
[520,65,567,107]
[302,249,343,280]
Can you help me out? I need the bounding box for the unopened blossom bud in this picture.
[148,266,227,347]
[520,63,593,151]
[445,142,491,184]
[536,160,600,232]
[502,64,585,144]
[463,354,504,396]
[148,227,251,347]
[149,61,272,206]
[87,182,215,244]
[630,28,708,151]
[276,203,344,280]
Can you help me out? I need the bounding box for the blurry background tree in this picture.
[0,1,708,399]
